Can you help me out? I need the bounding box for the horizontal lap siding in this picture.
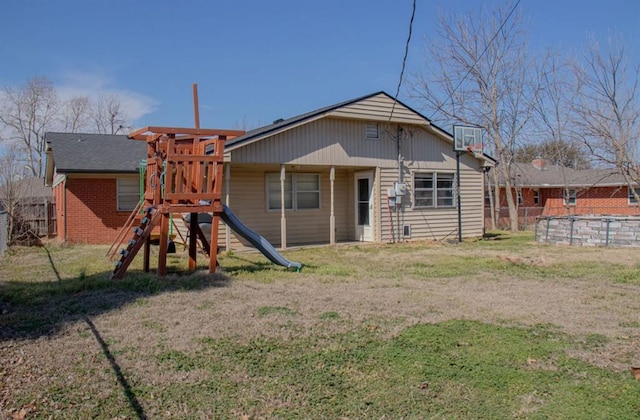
[221,166,350,249]
[231,118,409,167]
[379,145,484,241]
[229,113,485,243]
[329,94,428,124]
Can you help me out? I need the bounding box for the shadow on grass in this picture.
[482,232,507,240]
[221,254,306,275]
[84,316,147,419]
[0,262,232,342]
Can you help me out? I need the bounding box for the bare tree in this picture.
[411,3,540,231]
[60,95,90,133]
[573,36,640,200]
[90,93,129,134]
[0,145,40,245]
[0,76,59,177]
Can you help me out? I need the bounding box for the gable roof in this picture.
[225,91,450,151]
[510,162,628,188]
[45,132,147,177]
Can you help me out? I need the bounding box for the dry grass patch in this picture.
[2,232,640,417]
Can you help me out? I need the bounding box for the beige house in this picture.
[219,91,492,250]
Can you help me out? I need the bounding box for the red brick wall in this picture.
[543,186,640,216]
[64,178,133,244]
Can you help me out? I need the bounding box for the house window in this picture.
[366,123,379,140]
[533,190,540,206]
[267,173,320,210]
[117,178,140,211]
[563,189,576,206]
[516,190,523,206]
[414,172,455,208]
[628,186,640,204]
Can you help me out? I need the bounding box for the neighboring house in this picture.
[45,91,492,247]
[487,159,638,229]
[44,133,147,244]
[0,177,54,238]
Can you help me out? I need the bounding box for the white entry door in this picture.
[355,171,374,241]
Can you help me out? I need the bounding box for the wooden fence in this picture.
[18,199,56,237]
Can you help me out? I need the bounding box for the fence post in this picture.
[569,216,576,245]
[0,212,7,258]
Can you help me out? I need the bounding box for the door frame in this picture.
[354,170,374,241]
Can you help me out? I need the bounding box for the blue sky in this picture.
[1,0,638,131]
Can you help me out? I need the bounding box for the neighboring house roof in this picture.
[509,162,628,188]
[0,177,52,199]
[225,91,450,151]
[45,132,147,185]
[0,177,52,209]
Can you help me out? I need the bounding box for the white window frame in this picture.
[533,189,540,206]
[266,173,321,211]
[413,172,456,208]
[117,178,140,212]
[628,186,640,204]
[365,123,379,140]
[563,189,577,206]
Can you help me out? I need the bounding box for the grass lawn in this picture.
[1,231,640,418]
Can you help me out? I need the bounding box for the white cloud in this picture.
[56,70,158,123]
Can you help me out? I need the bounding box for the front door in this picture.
[355,171,373,241]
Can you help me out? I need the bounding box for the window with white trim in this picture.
[629,186,640,204]
[366,123,379,140]
[563,189,576,205]
[533,190,540,206]
[414,172,455,208]
[267,173,320,210]
[117,178,140,211]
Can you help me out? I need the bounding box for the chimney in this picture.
[531,158,547,171]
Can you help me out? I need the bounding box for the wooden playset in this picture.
[107,85,244,279]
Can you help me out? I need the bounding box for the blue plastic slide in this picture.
[220,205,302,271]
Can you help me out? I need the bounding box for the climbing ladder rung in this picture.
[110,207,161,280]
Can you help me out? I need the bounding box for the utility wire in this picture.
[389,0,416,121]
[429,0,522,120]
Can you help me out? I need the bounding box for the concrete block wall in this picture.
[535,215,640,247]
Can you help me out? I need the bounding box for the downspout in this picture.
[396,125,403,242]
[63,177,67,242]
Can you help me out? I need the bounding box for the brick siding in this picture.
[63,178,133,244]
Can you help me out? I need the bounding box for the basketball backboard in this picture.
[453,125,484,153]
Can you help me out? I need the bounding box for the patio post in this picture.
[280,164,287,249]
[224,163,231,252]
[330,165,335,244]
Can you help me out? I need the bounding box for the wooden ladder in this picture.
[110,207,161,279]
[106,200,142,261]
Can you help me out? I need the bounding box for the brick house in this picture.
[486,159,640,229]
[44,133,146,244]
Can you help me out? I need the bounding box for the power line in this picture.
[389,0,416,121]
[429,0,522,120]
